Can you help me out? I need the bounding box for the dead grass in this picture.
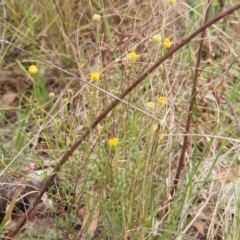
[1,0,240,239]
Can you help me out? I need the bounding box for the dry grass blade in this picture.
[77,184,100,240]
[0,185,23,229]
[173,0,211,192]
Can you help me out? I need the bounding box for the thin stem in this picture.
[172,0,212,194]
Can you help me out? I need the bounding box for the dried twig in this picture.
[172,0,212,194]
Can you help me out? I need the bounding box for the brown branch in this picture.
[172,0,212,194]
[4,3,240,238]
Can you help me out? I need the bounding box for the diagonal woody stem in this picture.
[172,0,212,194]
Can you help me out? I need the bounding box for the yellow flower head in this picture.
[92,14,101,23]
[152,125,158,132]
[127,51,139,62]
[49,92,55,98]
[146,102,154,110]
[158,96,166,105]
[163,38,172,48]
[159,136,165,142]
[63,97,69,103]
[90,71,100,81]
[168,0,176,4]
[97,124,103,134]
[152,34,162,43]
[28,65,38,75]
[67,88,73,93]
[108,137,119,147]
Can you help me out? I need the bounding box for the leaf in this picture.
[0,185,23,229]
[1,92,18,106]
[80,184,100,239]
[193,220,205,235]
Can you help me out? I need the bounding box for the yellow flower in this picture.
[97,124,103,131]
[28,65,38,75]
[163,38,172,48]
[63,97,69,103]
[157,96,166,105]
[152,125,158,132]
[97,124,103,134]
[49,92,55,98]
[127,51,139,62]
[67,88,73,93]
[152,34,162,43]
[159,136,164,142]
[108,137,119,147]
[90,71,100,81]
[92,14,101,23]
[168,0,176,4]
[146,102,154,110]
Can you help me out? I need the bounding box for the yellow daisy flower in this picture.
[163,38,172,48]
[146,102,154,110]
[90,71,100,81]
[97,124,103,130]
[108,137,119,147]
[127,51,139,62]
[28,65,38,75]
[159,136,165,142]
[157,96,166,105]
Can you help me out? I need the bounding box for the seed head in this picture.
[146,102,154,110]
[92,14,101,23]
[63,97,69,103]
[152,34,162,43]
[49,92,55,98]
